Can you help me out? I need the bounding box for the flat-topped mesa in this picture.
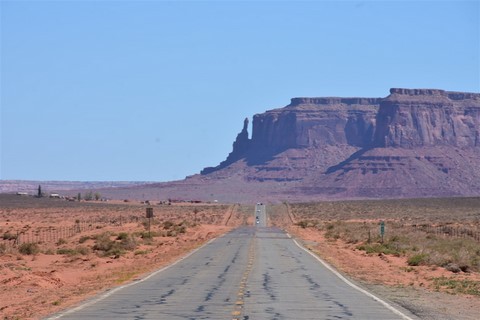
[374,88,480,148]
[201,88,480,176]
[390,88,480,100]
[389,88,446,96]
[388,88,480,103]
[251,96,380,151]
[289,97,382,106]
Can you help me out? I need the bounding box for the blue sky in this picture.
[1,0,479,182]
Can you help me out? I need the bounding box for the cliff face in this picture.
[251,97,380,150]
[201,118,250,175]
[212,88,480,163]
[198,88,480,200]
[374,88,480,148]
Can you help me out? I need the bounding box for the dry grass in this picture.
[289,197,480,226]
[278,197,480,274]
[0,194,232,258]
[0,194,242,319]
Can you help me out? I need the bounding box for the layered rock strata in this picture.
[199,88,480,200]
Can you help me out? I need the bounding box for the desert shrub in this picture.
[321,221,373,243]
[177,220,188,227]
[117,232,129,240]
[166,230,177,237]
[425,238,479,271]
[0,243,6,254]
[79,236,90,243]
[44,248,55,255]
[135,231,159,239]
[175,225,187,234]
[425,251,451,268]
[357,243,402,256]
[57,248,77,255]
[444,263,462,273]
[75,245,90,255]
[296,220,317,229]
[134,250,149,255]
[56,238,67,245]
[93,232,137,256]
[433,277,480,296]
[19,242,40,255]
[163,221,175,229]
[93,232,115,252]
[324,222,344,240]
[119,234,137,251]
[107,247,125,257]
[57,246,90,256]
[407,253,429,266]
[2,232,17,241]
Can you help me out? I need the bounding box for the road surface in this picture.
[48,204,416,320]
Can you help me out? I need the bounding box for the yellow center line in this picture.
[231,237,255,319]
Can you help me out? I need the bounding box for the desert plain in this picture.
[0,194,479,319]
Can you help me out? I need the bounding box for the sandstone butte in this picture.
[22,88,479,203]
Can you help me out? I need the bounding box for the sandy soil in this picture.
[0,196,242,319]
[1,196,479,319]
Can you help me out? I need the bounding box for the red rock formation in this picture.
[374,88,480,148]
[201,118,251,174]
[195,88,480,200]
[251,97,380,150]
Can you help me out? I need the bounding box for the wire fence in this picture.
[410,224,480,242]
[0,215,143,248]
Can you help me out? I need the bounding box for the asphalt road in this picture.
[48,204,417,320]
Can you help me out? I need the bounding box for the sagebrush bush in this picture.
[19,242,40,255]
[2,232,17,241]
[93,232,115,252]
[75,245,90,255]
[119,234,137,251]
[116,232,129,241]
[357,243,403,256]
[0,243,6,254]
[92,231,137,256]
[57,246,90,256]
[407,253,429,266]
[163,221,174,229]
[78,236,90,244]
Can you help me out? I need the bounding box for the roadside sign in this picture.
[146,207,154,218]
[146,208,154,237]
[380,221,385,243]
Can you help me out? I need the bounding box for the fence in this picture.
[410,224,480,242]
[0,215,143,248]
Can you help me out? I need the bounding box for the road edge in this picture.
[44,237,219,319]
[290,236,417,320]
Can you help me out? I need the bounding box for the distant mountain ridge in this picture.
[0,180,150,195]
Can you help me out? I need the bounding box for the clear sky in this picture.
[1,0,479,182]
